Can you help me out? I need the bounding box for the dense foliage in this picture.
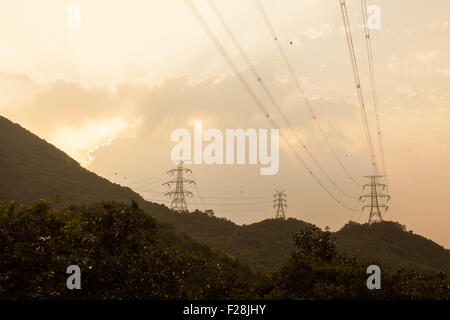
[1,200,448,300]
[1,201,449,299]
[258,226,450,299]
[0,200,255,299]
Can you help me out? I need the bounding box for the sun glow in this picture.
[49,117,127,166]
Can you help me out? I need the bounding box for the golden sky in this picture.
[0,0,449,247]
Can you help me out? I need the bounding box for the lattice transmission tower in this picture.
[273,190,287,219]
[163,161,195,213]
[360,175,390,224]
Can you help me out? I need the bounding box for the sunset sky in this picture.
[1,0,449,247]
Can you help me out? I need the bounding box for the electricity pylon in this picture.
[163,161,195,213]
[273,190,287,219]
[360,175,390,224]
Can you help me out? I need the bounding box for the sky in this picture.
[0,0,449,247]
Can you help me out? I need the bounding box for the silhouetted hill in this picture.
[137,201,313,272]
[0,116,140,206]
[336,221,450,274]
[138,205,450,274]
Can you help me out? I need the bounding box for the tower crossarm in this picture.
[166,168,192,175]
[163,179,195,186]
[363,182,386,189]
[363,204,388,210]
[164,190,193,197]
[360,193,390,201]
[162,180,177,186]
[377,194,390,201]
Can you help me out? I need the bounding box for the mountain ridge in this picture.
[0,116,140,206]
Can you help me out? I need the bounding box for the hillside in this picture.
[138,200,313,272]
[0,116,139,206]
[336,221,450,274]
[135,203,450,274]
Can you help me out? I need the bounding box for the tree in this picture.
[0,200,253,299]
[260,226,450,300]
[291,226,336,261]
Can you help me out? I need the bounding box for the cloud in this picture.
[0,72,38,110]
[414,50,441,63]
[426,66,450,78]
[49,117,130,165]
[3,81,129,135]
[0,67,376,176]
[303,24,336,39]
[395,86,418,97]
[429,21,449,31]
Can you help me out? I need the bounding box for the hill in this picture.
[138,201,313,272]
[135,204,450,274]
[0,116,139,206]
[336,221,450,274]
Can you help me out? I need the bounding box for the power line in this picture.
[185,0,358,212]
[146,197,271,213]
[256,0,362,188]
[217,208,270,213]
[208,0,357,200]
[127,172,166,185]
[361,0,389,190]
[194,201,272,206]
[136,186,272,202]
[133,179,167,189]
[144,198,271,207]
[130,170,271,200]
[339,0,378,173]
[193,182,206,211]
[133,186,165,193]
[131,177,168,189]
[199,195,267,200]
[356,206,365,222]
[349,188,364,221]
